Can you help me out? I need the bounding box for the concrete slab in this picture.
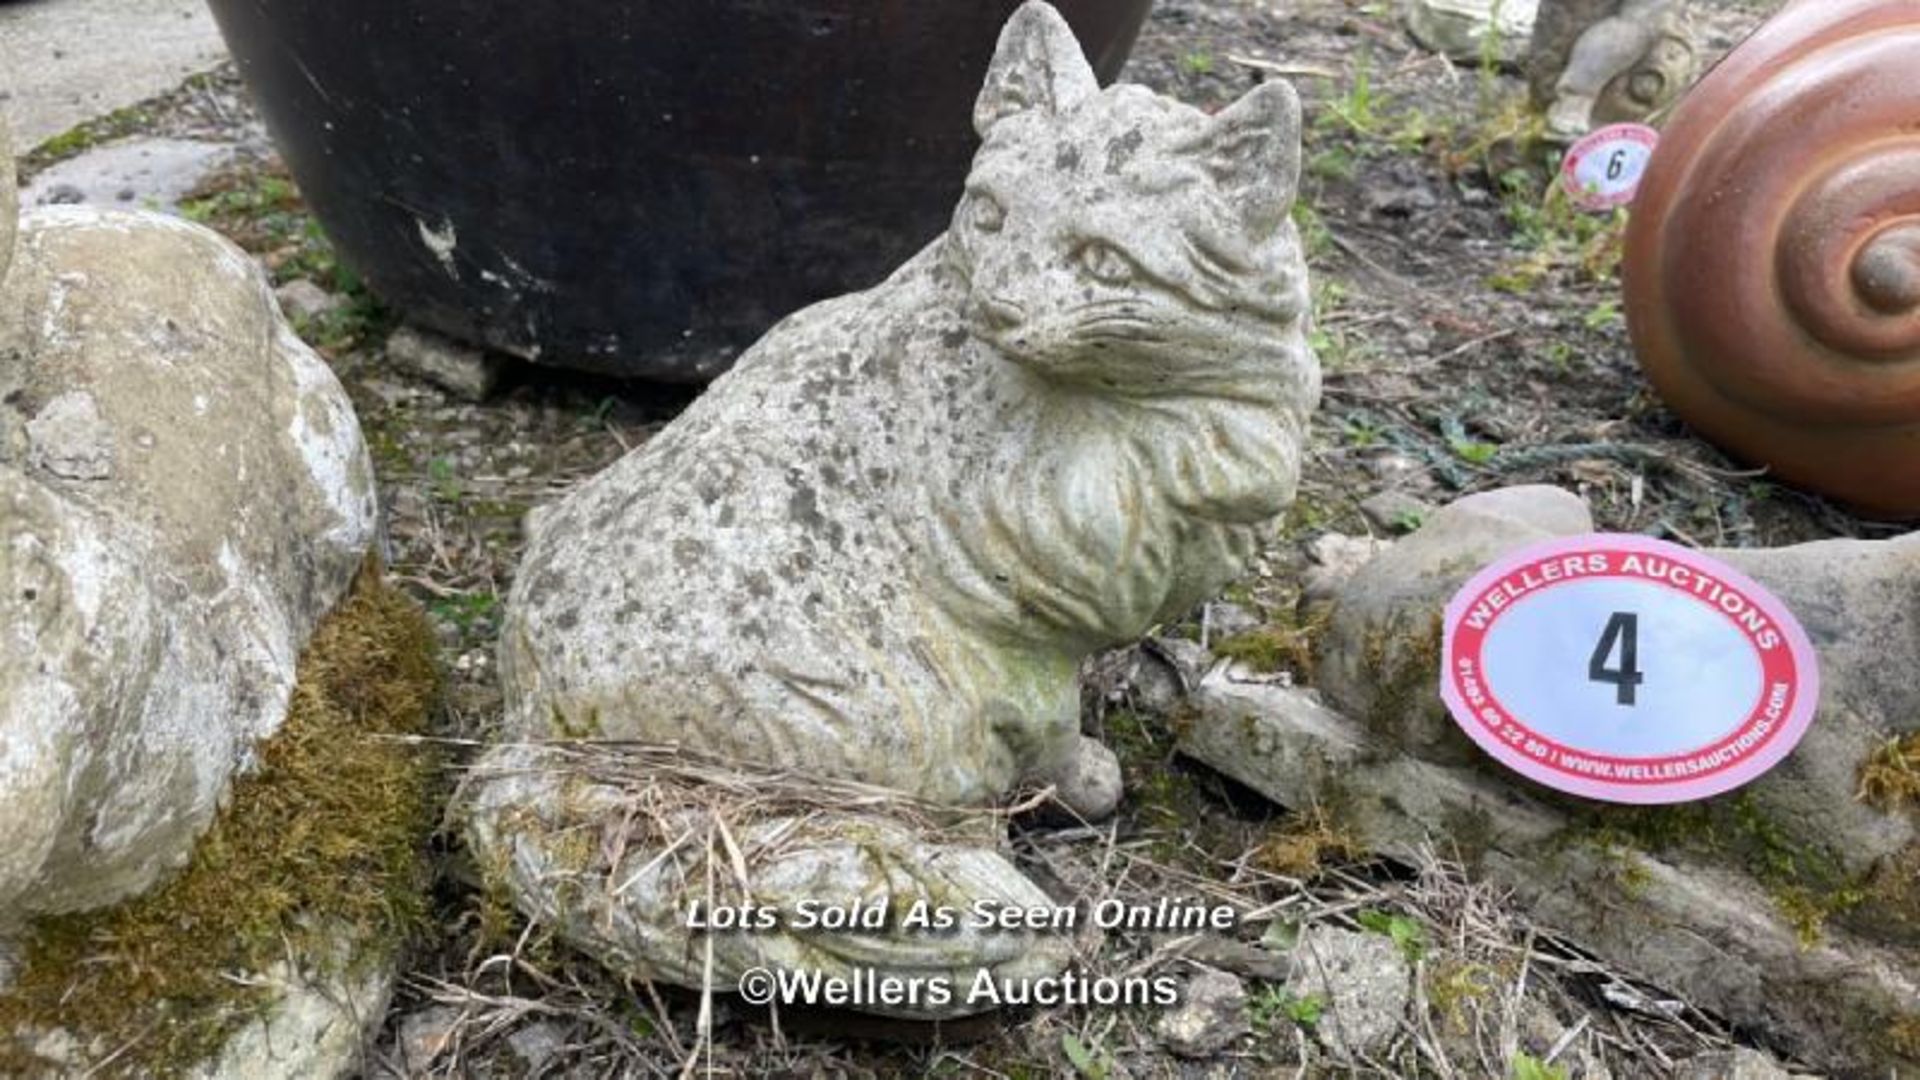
[0,0,229,153]
[21,135,236,211]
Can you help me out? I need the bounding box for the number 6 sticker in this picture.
[1561,123,1660,212]
[1440,534,1819,804]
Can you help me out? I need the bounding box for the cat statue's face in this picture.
[944,3,1311,403]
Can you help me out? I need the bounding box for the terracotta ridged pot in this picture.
[206,1,1152,382]
[1623,0,1920,517]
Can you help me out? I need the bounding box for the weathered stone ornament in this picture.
[1406,0,1541,65]
[0,106,412,1075]
[1527,0,1695,140]
[1624,0,1920,517]
[1181,487,1920,1075]
[467,1,1317,1016]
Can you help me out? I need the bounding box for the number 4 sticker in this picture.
[1588,612,1643,706]
[1440,534,1820,804]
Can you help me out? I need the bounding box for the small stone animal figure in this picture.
[1528,0,1695,139]
[470,2,1316,1013]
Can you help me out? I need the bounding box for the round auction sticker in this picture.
[1560,123,1660,211]
[1440,534,1818,804]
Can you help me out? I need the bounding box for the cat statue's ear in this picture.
[1181,80,1304,237]
[973,2,1100,137]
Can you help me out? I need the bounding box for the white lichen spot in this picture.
[27,391,114,481]
[278,325,376,555]
[418,217,459,278]
[40,271,87,348]
[498,252,556,293]
[51,519,114,626]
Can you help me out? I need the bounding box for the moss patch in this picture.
[21,105,154,174]
[178,160,394,356]
[1888,1014,1920,1061]
[1349,612,1445,738]
[0,568,440,1076]
[1213,611,1326,681]
[1102,708,1268,870]
[1858,734,1920,813]
[1838,842,1920,950]
[1574,793,1868,947]
[1424,956,1502,1033]
[1108,708,1202,847]
[1255,801,1361,877]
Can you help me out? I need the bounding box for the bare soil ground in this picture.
[20,1,1861,1076]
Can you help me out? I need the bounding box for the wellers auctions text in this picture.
[685,896,1238,934]
[740,966,1183,1010]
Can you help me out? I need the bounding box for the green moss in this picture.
[1574,792,1869,947]
[1888,1014,1920,1062]
[1438,803,1498,867]
[1102,708,1247,869]
[21,106,153,174]
[363,425,413,475]
[1277,495,1338,540]
[1835,842,1920,950]
[1350,612,1445,737]
[1570,827,1655,898]
[1425,957,1502,1032]
[1255,801,1361,878]
[547,704,602,740]
[466,497,533,521]
[1213,612,1325,680]
[1859,734,1920,813]
[20,72,236,176]
[178,161,395,355]
[1102,708,1155,763]
[429,589,500,636]
[1573,784,1920,957]
[0,567,440,1076]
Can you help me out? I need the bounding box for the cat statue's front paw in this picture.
[1045,735,1124,821]
[466,743,1075,1019]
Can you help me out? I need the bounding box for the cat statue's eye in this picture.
[968,192,1006,233]
[1078,241,1133,285]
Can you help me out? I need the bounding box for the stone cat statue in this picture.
[469,1,1316,1014]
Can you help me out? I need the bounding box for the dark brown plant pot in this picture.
[206,1,1152,381]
